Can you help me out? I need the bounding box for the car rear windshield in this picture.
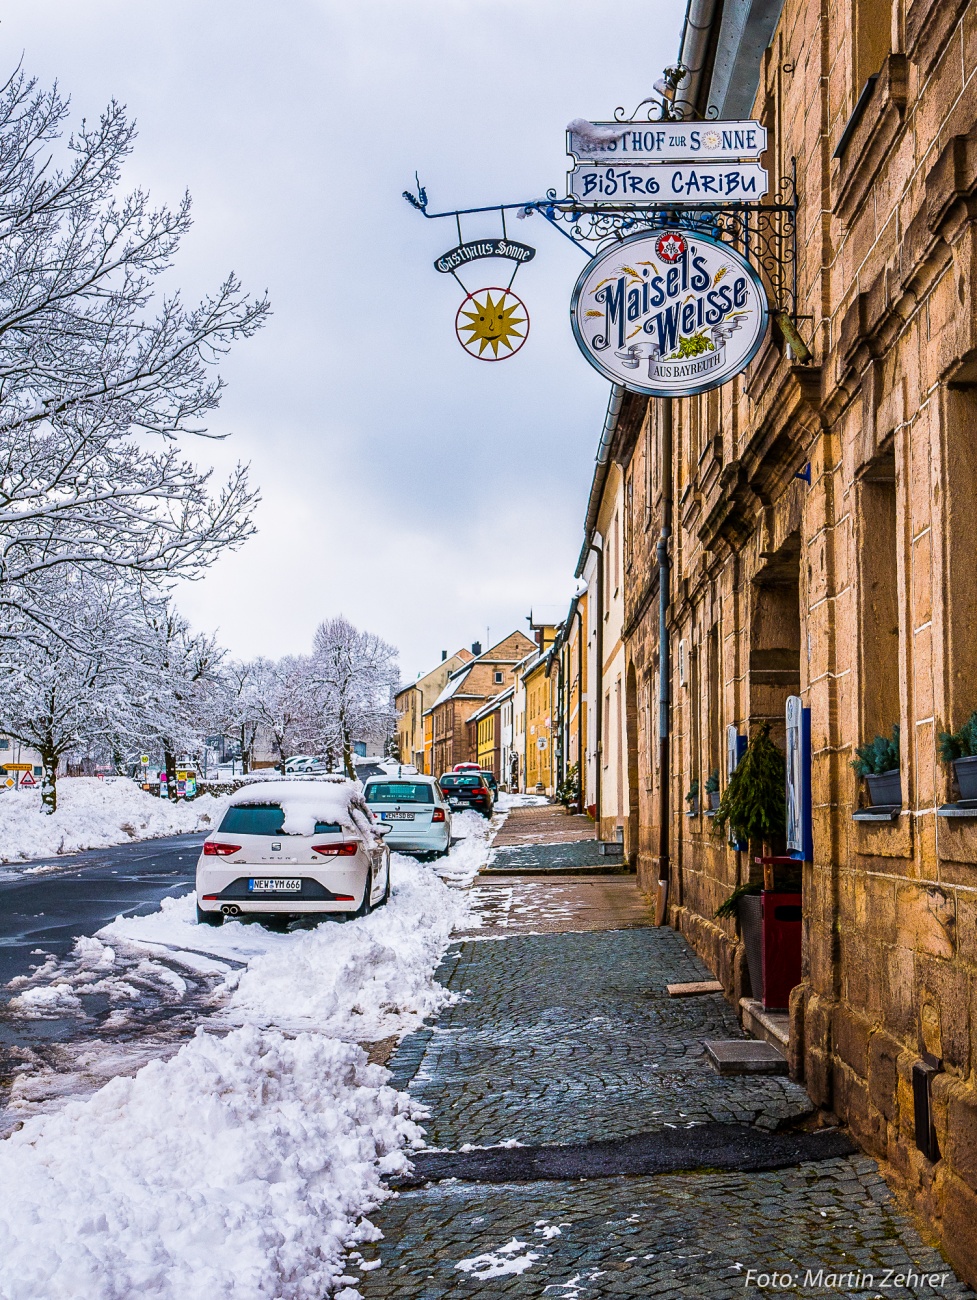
[218,804,342,836]
[364,782,434,804]
[440,775,482,788]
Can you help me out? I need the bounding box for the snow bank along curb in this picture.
[0,1028,419,1300]
[0,852,477,1300]
[0,777,227,866]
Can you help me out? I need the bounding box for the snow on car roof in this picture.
[228,776,378,842]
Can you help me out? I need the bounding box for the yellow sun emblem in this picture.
[455,288,528,360]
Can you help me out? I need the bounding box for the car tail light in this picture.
[203,842,241,856]
[201,894,219,901]
[313,843,358,856]
[432,808,446,823]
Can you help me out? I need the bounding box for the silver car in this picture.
[362,773,451,858]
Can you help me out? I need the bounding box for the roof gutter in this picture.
[574,384,624,577]
[674,0,722,120]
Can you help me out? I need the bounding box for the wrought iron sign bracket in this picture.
[403,158,800,322]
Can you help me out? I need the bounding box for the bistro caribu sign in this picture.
[570,228,769,397]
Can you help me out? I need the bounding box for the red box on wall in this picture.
[761,890,802,1011]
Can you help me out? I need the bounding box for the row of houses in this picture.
[396,0,977,1276]
[511,0,977,1281]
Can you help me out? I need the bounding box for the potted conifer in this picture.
[852,725,901,806]
[713,724,789,998]
[685,777,700,816]
[938,712,977,801]
[705,769,721,811]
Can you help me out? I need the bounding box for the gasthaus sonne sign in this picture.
[570,228,769,397]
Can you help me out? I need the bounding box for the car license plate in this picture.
[449,798,463,808]
[248,878,301,893]
[382,812,414,820]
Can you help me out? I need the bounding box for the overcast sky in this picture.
[5,1,682,680]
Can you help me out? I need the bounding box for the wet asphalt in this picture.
[0,835,203,992]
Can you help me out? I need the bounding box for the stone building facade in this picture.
[427,632,534,777]
[395,648,472,772]
[592,0,977,1280]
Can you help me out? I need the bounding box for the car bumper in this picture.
[195,859,367,914]
[379,824,450,852]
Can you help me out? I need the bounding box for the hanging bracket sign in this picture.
[570,228,769,397]
[566,120,767,163]
[568,161,768,204]
[434,239,535,274]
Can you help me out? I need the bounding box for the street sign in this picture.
[434,239,535,274]
[3,763,33,772]
[140,754,150,766]
[19,770,36,787]
[567,120,766,164]
[567,161,768,205]
[570,228,769,397]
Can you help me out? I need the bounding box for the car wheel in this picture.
[196,904,223,926]
[353,868,373,918]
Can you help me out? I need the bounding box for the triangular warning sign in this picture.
[19,770,36,787]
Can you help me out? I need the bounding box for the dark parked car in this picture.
[439,772,495,818]
[477,769,499,797]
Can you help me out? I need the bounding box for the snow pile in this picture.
[434,808,500,888]
[0,778,226,865]
[0,858,470,1298]
[101,856,469,1040]
[0,1027,420,1300]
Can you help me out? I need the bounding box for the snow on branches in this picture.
[0,65,268,636]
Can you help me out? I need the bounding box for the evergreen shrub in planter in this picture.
[705,769,720,811]
[685,777,700,816]
[852,725,901,806]
[938,713,977,801]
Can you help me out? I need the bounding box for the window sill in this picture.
[852,805,901,822]
[937,802,977,818]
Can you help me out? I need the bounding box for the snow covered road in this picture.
[0,803,511,1300]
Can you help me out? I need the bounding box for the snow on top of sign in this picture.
[566,117,626,146]
[229,777,379,843]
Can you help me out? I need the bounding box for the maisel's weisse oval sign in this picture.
[570,229,769,397]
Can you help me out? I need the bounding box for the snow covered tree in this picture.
[211,657,270,773]
[0,66,268,640]
[309,617,398,777]
[0,577,139,810]
[126,600,225,797]
[253,656,315,770]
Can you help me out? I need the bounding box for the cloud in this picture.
[6,0,681,676]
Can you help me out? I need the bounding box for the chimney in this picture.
[441,650,447,661]
[471,640,482,656]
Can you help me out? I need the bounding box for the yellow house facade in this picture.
[395,648,472,772]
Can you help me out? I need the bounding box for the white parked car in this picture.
[195,776,391,926]
[362,773,451,858]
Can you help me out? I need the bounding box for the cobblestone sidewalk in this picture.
[350,873,972,1300]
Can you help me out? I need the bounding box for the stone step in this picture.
[740,997,790,1057]
[704,1039,789,1075]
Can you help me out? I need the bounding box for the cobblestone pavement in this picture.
[490,805,595,847]
[352,867,972,1299]
[484,840,622,872]
[457,877,658,938]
